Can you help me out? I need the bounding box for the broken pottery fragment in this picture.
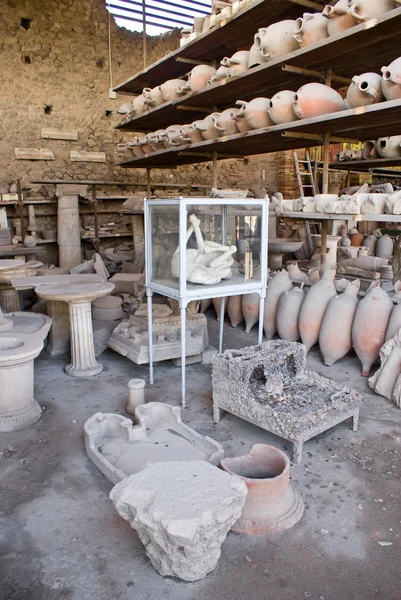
[220,444,304,534]
[263,270,292,340]
[299,268,337,353]
[319,280,360,366]
[85,402,224,484]
[369,327,401,408]
[110,461,247,581]
[352,286,393,375]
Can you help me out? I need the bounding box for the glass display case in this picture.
[144,197,269,405]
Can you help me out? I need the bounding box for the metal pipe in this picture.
[111,0,202,21]
[118,0,211,13]
[107,11,174,28]
[142,0,147,68]
[107,2,194,26]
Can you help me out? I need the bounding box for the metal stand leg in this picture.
[258,294,265,344]
[147,289,154,385]
[180,306,186,408]
[218,297,225,354]
[352,410,359,432]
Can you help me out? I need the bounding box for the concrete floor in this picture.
[1,313,400,600]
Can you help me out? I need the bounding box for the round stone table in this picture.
[36,282,114,377]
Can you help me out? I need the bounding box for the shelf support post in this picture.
[16,178,26,242]
[146,168,151,197]
[212,150,218,189]
[92,185,100,254]
[142,0,147,69]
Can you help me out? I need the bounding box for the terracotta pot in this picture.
[221,51,250,77]
[376,135,401,158]
[213,108,240,136]
[319,280,360,366]
[352,286,393,375]
[143,86,164,108]
[132,94,146,115]
[248,43,267,68]
[254,20,299,60]
[200,298,212,313]
[116,101,134,115]
[349,0,397,21]
[212,297,226,321]
[363,234,377,255]
[268,90,298,125]
[349,228,365,247]
[287,262,309,283]
[164,124,184,147]
[159,79,186,102]
[376,234,394,259]
[323,1,358,35]
[236,98,273,130]
[299,268,337,353]
[138,135,152,154]
[346,73,384,108]
[129,138,145,158]
[208,65,230,86]
[362,140,379,159]
[386,301,401,340]
[220,444,304,534]
[294,83,344,119]
[233,106,253,133]
[187,64,217,92]
[242,293,260,333]
[263,270,293,340]
[381,57,401,101]
[227,295,243,327]
[293,12,329,48]
[197,114,221,140]
[147,131,166,151]
[182,122,205,143]
[276,285,305,342]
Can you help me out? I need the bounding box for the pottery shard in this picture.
[110,461,247,582]
[369,327,401,408]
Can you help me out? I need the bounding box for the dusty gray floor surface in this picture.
[0,312,400,600]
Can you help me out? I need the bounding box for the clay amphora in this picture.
[381,57,401,101]
[319,280,360,366]
[287,262,309,283]
[197,114,221,140]
[220,444,304,534]
[129,138,145,158]
[338,256,388,270]
[349,0,397,21]
[132,94,146,115]
[236,98,273,130]
[276,285,305,342]
[212,297,226,321]
[362,140,379,159]
[293,13,329,48]
[323,1,358,35]
[138,135,152,154]
[183,122,205,143]
[208,65,230,86]
[200,298,212,313]
[164,125,184,147]
[227,295,243,327]
[386,301,401,340]
[299,268,337,353]
[376,234,394,259]
[352,286,393,375]
[268,91,298,125]
[349,228,365,247]
[293,83,344,119]
[363,234,377,255]
[242,293,260,333]
[213,108,240,136]
[376,136,401,158]
[254,20,299,60]
[221,51,250,77]
[143,86,164,108]
[116,101,134,115]
[159,79,186,102]
[232,107,253,133]
[248,43,266,68]
[346,73,384,108]
[147,131,166,151]
[263,270,292,340]
[187,64,217,92]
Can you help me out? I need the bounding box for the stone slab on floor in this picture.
[110,461,247,581]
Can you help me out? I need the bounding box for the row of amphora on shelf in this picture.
[209,266,401,378]
[335,135,401,162]
[117,1,401,121]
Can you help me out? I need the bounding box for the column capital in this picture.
[56,184,88,198]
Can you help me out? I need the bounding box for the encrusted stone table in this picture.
[36,281,114,377]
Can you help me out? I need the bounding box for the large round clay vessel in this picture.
[352,286,393,375]
[319,280,360,366]
[298,268,336,353]
[293,83,344,119]
[376,136,401,158]
[242,293,260,333]
[268,91,298,125]
[276,285,305,342]
[363,233,377,255]
[263,270,293,340]
[143,86,164,108]
[212,297,226,321]
[220,444,304,534]
[233,106,253,133]
[349,228,365,247]
[346,73,384,108]
[376,234,394,259]
[386,301,401,340]
[132,94,146,115]
[183,122,205,143]
[187,65,217,92]
[159,79,186,102]
[323,1,358,35]
[248,43,266,68]
[381,57,401,101]
[293,12,329,48]
[349,0,397,22]
[236,98,273,130]
[227,295,243,328]
[254,20,299,60]
[197,114,221,140]
[213,108,240,136]
[221,51,249,77]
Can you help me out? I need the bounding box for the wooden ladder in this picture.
[293,151,317,198]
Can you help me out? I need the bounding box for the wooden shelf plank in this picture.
[116,7,401,132]
[281,211,401,223]
[117,99,401,168]
[329,157,401,171]
[114,0,326,95]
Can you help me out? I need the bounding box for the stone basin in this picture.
[268,238,304,254]
[7,312,52,341]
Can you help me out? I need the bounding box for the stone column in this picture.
[46,300,70,356]
[65,300,103,377]
[0,307,13,332]
[56,184,88,269]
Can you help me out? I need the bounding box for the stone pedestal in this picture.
[0,307,13,332]
[0,333,43,432]
[56,184,88,269]
[46,300,70,356]
[0,285,20,312]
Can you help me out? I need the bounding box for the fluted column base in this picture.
[0,286,20,312]
[65,300,103,377]
[0,307,13,332]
